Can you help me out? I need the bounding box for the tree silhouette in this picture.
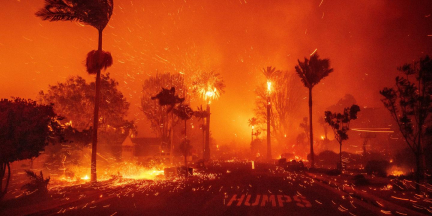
[38,74,133,167]
[173,104,194,178]
[295,53,333,168]
[262,67,280,160]
[254,71,305,149]
[318,117,328,141]
[192,71,225,160]
[152,87,185,112]
[248,117,258,143]
[36,0,114,183]
[325,105,360,170]
[0,98,64,200]
[193,105,209,157]
[142,72,186,140]
[151,87,185,164]
[39,74,132,132]
[381,55,432,191]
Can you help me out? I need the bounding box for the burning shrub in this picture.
[21,170,50,195]
[365,160,390,177]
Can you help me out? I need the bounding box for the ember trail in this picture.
[1,0,432,216]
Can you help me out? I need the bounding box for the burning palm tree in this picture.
[262,67,280,160]
[192,71,225,160]
[36,0,114,182]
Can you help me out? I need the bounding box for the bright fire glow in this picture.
[199,88,219,104]
[81,175,89,180]
[387,165,406,176]
[267,81,272,93]
[320,135,325,140]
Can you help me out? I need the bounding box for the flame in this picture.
[391,170,404,176]
[267,81,272,93]
[81,175,89,180]
[387,165,406,176]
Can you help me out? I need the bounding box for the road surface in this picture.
[3,161,384,216]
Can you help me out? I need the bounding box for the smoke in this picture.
[0,0,431,144]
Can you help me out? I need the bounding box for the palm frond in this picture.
[36,0,113,30]
[295,52,333,88]
[86,50,113,74]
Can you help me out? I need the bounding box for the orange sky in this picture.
[1,0,432,144]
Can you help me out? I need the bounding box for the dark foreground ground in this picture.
[0,161,426,216]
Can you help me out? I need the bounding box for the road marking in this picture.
[226,194,312,208]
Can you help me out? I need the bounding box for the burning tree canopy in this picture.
[254,71,306,147]
[192,71,225,104]
[0,98,64,200]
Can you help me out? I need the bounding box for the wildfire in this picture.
[391,170,404,176]
[387,165,407,176]
[81,175,89,180]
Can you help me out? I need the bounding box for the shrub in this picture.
[21,170,50,195]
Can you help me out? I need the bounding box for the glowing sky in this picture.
[1,0,431,143]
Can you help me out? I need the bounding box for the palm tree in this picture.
[262,67,280,160]
[36,0,114,183]
[173,104,194,178]
[248,117,258,143]
[192,71,225,161]
[295,53,333,168]
[152,87,185,164]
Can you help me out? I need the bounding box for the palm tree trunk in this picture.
[91,29,103,183]
[416,125,422,192]
[339,142,342,171]
[185,155,188,178]
[309,87,314,168]
[267,96,271,160]
[0,162,10,201]
[170,112,174,164]
[251,128,254,144]
[202,127,205,160]
[184,119,188,178]
[204,104,210,160]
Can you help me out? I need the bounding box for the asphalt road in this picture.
[14,161,383,216]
